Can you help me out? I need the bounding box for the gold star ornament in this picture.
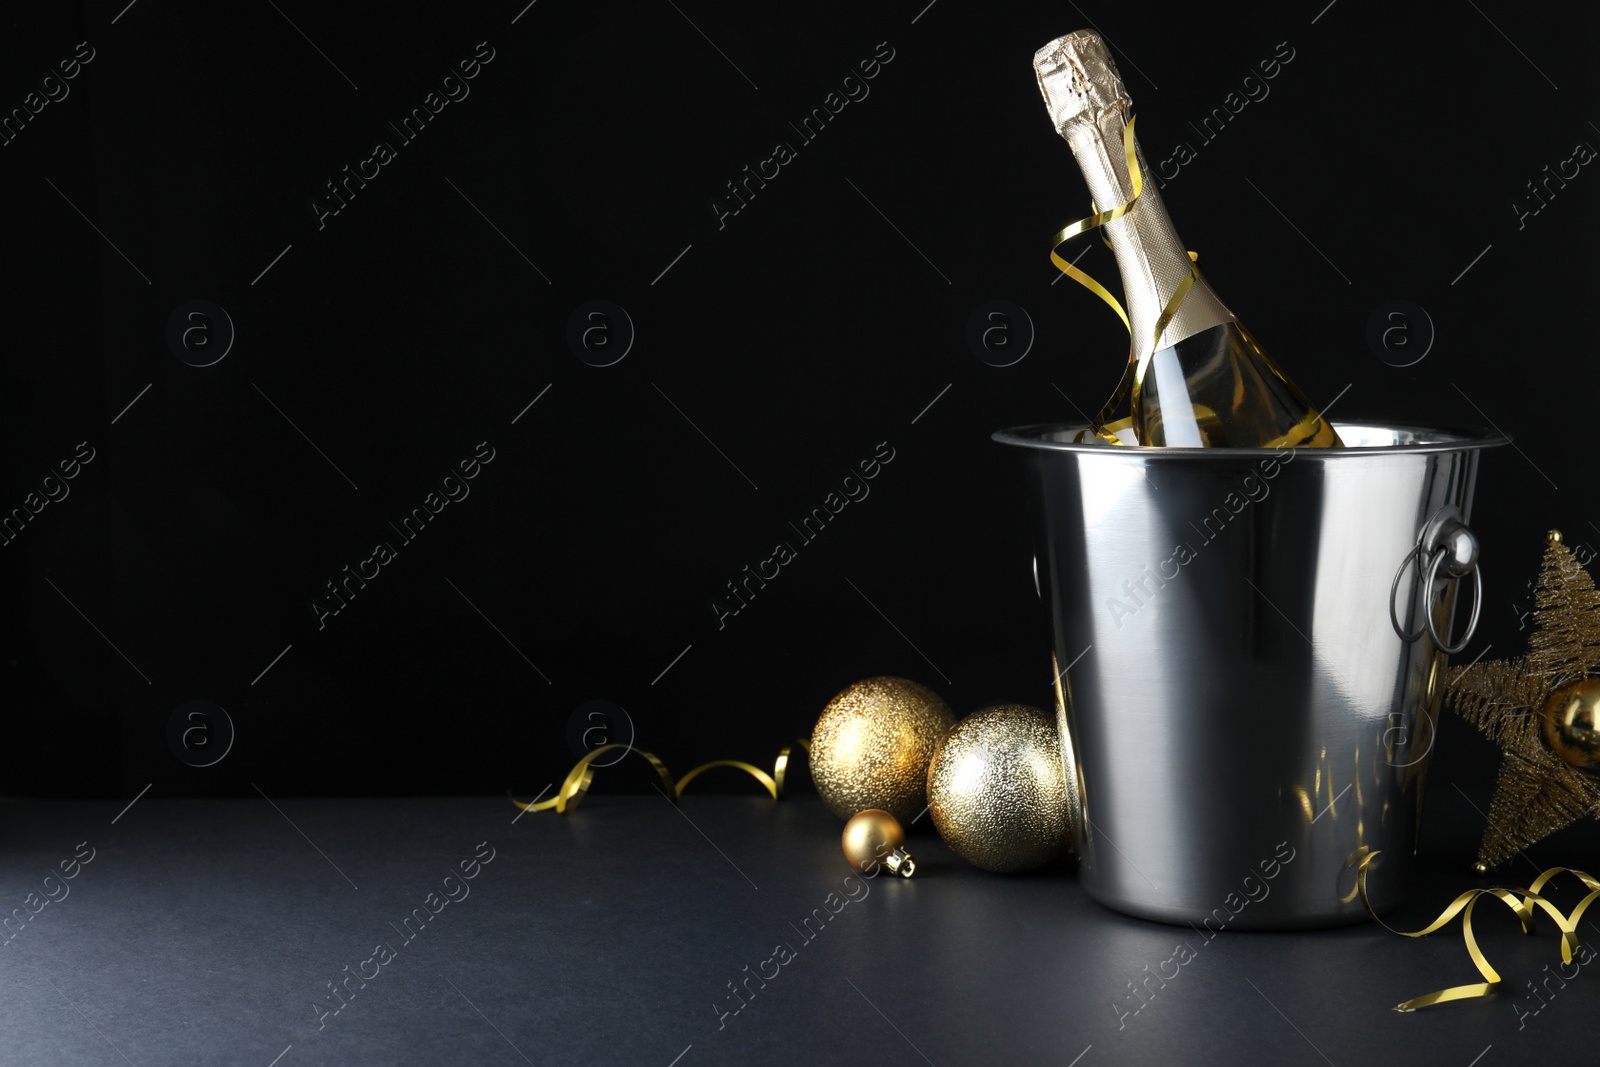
[1446,530,1600,870]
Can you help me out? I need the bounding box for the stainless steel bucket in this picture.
[992,422,1509,928]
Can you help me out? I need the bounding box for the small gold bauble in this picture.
[841,808,915,877]
[810,677,955,823]
[1542,677,1600,769]
[927,704,1071,873]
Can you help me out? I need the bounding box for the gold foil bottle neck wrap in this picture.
[1032,31,1131,135]
[1033,30,1234,362]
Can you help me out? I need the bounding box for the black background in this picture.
[2,0,1596,806]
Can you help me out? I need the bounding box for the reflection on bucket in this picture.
[996,423,1508,929]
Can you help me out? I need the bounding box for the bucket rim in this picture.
[991,421,1511,456]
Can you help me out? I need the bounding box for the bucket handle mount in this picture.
[1389,506,1482,654]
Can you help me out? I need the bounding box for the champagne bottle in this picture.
[1034,31,1341,448]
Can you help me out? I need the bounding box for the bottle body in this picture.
[1034,31,1341,448]
[1140,322,1342,447]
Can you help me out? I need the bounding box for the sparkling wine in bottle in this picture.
[1034,31,1341,448]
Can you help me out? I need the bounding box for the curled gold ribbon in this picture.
[1261,407,1327,449]
[1049,117,1142,334]
[1355,848,1600,1011]
[1049,115,1202,445]
[511,739,812,815]
[1134,251,1201,408]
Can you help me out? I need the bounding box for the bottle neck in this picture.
[1063,106,1234,361]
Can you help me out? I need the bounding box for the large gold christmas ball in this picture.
[810,677,955,823]
[1542,677,1600,768]
[927,704,1071,873]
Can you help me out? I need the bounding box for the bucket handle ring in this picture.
[1389,506,1482,654]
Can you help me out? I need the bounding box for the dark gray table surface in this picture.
[1,788,1592,1066]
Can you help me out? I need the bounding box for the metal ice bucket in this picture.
[993,422,1508,928]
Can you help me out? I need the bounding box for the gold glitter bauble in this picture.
[810,677,955,823]
[927,704,1071,873]
[1542,678,1600,769]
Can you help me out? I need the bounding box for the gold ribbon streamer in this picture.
[1132,252,1200,408]
[1048,117,1143,333]
[1355,848,1600,1011]
[511,739,812,815]
[1049,116,1202,445]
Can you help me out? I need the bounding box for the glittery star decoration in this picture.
[1446,530,1600,870]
